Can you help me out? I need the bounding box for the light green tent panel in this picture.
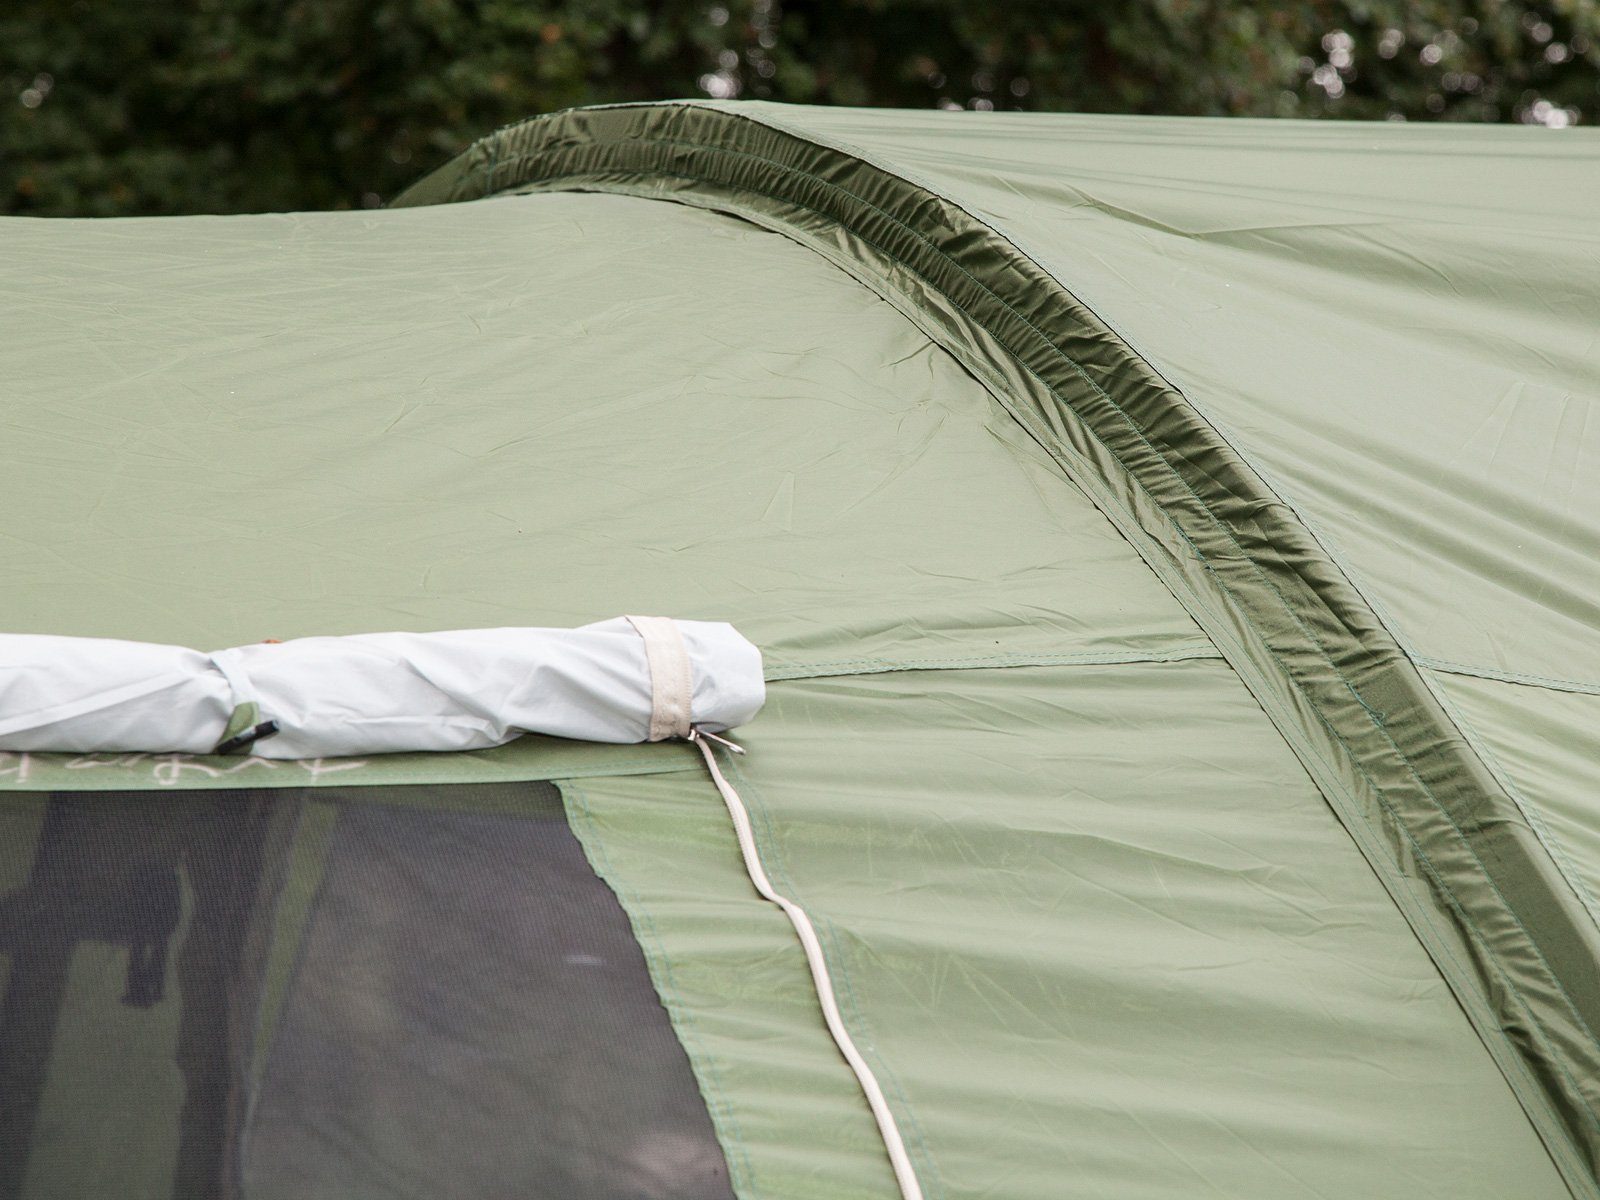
[739,104,1600,687]
[573,663,1572,1200]
[1,193,1199,673]
[699,111,1600,1033]
[398,103,1600,1185]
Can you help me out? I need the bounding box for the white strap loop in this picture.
[208,647,258,713]
[625,615,695,742]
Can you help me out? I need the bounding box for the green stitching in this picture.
[1418,656,1600,698]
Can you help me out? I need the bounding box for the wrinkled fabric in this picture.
[735,105,1600,687]
[702,111,1600,1061]
[0,195,1199,673]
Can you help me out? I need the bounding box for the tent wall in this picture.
[568,665,1571,1198]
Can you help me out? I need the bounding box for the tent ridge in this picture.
[395,101,1600,1193]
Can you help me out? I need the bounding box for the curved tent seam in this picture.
[734,99,1600,963]
[394,100,1600,1193]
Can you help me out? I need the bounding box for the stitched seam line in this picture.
[1417,656,1600,698]
[763,644,1222,681]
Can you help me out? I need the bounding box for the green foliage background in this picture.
[3,0,1597,215]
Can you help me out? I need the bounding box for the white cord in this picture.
[689,728,926,1200]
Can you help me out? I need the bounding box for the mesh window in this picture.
[0,784,734,1200]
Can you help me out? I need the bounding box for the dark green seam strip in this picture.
[394,101,1600,1190]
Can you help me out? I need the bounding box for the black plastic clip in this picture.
[214,720,281,756]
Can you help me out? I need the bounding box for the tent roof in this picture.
[3,102,1598,1197]
[394,103,1600,1186]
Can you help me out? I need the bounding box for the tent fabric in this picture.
[2,100,1598,1199]
[732,106,1600,687]
[0,618,763,756]
[566,664,1576,1199]
[688,731,925,1200]
[392,100,1600,1191]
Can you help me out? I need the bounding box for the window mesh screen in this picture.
[0,784,734,1200]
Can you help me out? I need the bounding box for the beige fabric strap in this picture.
[625,615,694,741]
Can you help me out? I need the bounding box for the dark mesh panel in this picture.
[0,785,734,1200]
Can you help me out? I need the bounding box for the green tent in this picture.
[2,101,1598,1199]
